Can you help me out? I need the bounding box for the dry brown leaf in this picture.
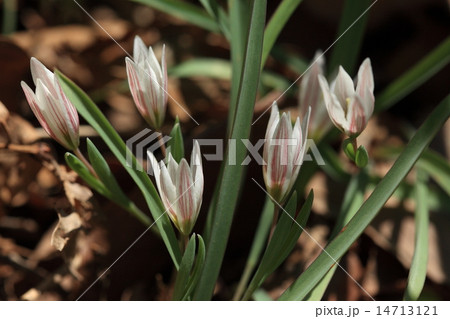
[0,100,10,122]
[12,26,96,66]
[51,212,83,251]
[368,208,450,285]
[0,111,42,206]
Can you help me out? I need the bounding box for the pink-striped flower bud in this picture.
[148,141,203,235]
[298,51,331,140]
[126,36,168,130]
[21,58,80,150]
[318,58,374,137]
[263,102,310,204]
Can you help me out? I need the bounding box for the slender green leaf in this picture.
[271,46,308,75]
[226,0,252,135]
[418,150,450,196]
[376,37,450,112]
[306,170,369,300]
[194,0,266,300]
[65,153,108,198]
[242,193,298,301]
[183,235,206,300]
[173,235,197,300]
[233,196,274,301]
[198,0,230,39]
[368,175,450,214]
[404,170,429,301]
[56,71,182,269]
[279,95,450,300]
[86,138,127,202]
[86,139,153,225]
[65,152,153,226]
[167,119,184,163]
[277,192,313,267]
[252,289,273,301]
[243,191,313,300]
[328,0,371,75]
[258,193,298,277]
[132,0,219,33]
[261,0,303,68]
[202,163,223,243]
[375,146,450,196]
[170,58,231,79]
[169,58,290,90]
[204,0,253,239]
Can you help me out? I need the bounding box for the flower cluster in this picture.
[20,39,375,236]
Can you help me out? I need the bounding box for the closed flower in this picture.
[148,141,203,235]
[126,36,168,130]
[263,102,310,204]
[21,58,79,151]
[298,51,331,140]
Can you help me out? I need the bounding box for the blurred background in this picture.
[0,0,449,300]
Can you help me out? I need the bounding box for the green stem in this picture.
[157,133,167,158]
[305,170,369,300]
[232,197,273,301]
[179,233,189,254]
[268,204,280,243]
[73,147,98,179]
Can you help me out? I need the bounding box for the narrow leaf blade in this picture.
[279,95,450,300]
[132,0,219,32]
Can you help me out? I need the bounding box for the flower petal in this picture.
[54,78,79,147]
[176,159,195,225]
[345,94,366,136]
[268,113,290,191]
[319,75,346,132]
[334,66,355,109]
[35,79,75,149]
[30,58,57,96]
[356,58,374,98]
[190,141,203,215]
[126,57,155,126]
[133,36,149,64]
[22,82,45,128]
[160,163,178,221]
[167,152,179,183]
[265,102,280,141]
[147,150,162,188]
[299,51,324,114]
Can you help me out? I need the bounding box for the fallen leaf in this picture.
[51,212,83,251]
